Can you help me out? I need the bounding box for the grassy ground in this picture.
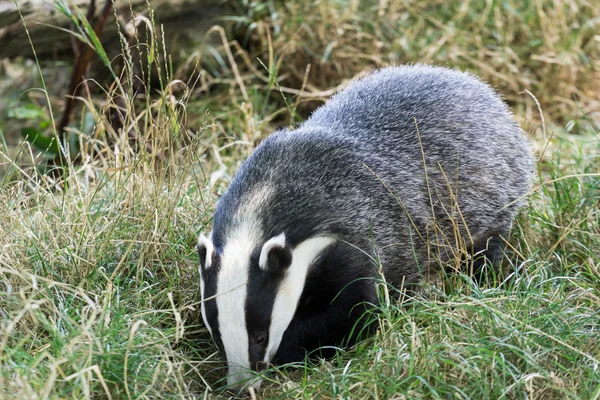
[1,0,599,398]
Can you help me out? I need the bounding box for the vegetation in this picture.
[1,0,599,398]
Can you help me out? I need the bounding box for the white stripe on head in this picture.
[216,222,258,387]
[235,185,274,218]
[259,233,286,270]
[264,236,336,363]
[226,368,262,394]
[199,275,212,337]
[198,232,214,337]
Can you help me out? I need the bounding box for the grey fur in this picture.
[203,65,536,381]
[212,64,534,287]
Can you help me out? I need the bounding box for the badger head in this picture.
[197,229,334,394]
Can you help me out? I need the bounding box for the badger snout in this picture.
[227,367,262,396]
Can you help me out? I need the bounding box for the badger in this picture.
[197,65,534,393]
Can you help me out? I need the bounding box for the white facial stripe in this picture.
[198,233,214,269]
[264,236,336,363]
[198,232,214,337]
[259,233,286,270]
[235,185,274,218]
[199,273,213,337]
[217,223,258,386]
[226,367,262,393]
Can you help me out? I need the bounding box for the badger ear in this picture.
[197,233,214,271]
[259,233,292,271]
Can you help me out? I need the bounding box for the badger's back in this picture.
[212,65,534,285]
[202,66,535,386]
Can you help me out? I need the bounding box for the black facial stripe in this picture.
[201,258,224,360]
[245,251,288,369]
[272,241,378,365]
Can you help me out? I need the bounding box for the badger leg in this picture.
[468,233,507,282]
[272,301,378,366]
[272,274,379,366]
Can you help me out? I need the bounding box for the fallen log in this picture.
[0,0,225,59]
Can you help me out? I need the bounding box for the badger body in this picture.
[197,65,534,392]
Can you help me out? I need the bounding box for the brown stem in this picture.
[107,19,146,151]
[54,0,113,169]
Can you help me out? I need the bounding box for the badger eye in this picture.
[255,335,266,345]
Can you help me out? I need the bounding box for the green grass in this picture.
[1,0,599,398]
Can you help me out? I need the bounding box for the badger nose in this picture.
[227,371,262,396]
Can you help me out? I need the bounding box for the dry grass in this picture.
[218,0,600,128]
[1,0,599,398]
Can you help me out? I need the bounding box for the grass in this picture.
[1,0,599,398]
